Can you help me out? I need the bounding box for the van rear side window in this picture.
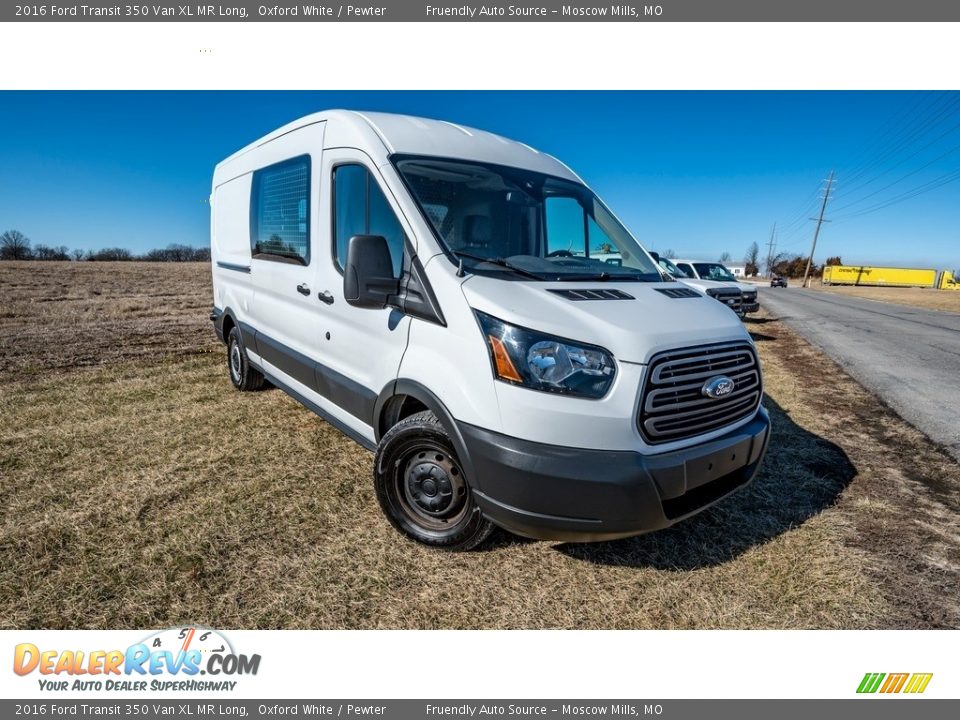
[250,155,311,265]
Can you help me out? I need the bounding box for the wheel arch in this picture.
[219,308,237,345]
[375,380,476,482]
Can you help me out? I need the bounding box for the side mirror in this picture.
[343,235,400,309]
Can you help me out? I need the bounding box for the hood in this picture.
[736,282,758,294]
[460,277,751,364]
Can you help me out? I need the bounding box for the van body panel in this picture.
[395,253,504,431]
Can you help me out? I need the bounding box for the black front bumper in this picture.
[461,407,770,542]
[742,298,760,313]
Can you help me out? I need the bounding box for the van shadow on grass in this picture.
[744,316,778,343]
[550,396,857,570]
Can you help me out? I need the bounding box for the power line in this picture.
[832,117,960,204]
[831,139,960,214]
[840,92,960,188]
[832,167,960,223]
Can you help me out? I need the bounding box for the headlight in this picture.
[475,311,616,398]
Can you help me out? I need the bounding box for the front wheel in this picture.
[374,410,494,551]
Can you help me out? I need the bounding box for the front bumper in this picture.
[742,298,760,313]
[462,407,770,542]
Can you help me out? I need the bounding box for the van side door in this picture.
[244,124,326,399]
[310,149,414,436]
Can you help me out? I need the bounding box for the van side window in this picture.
[676,262,695,278]
[545,196,587,257]
[333,164,405,277]
[250,155,311,265]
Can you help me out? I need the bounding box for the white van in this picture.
[210,111,770,550]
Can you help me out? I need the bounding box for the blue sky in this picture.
[1,91,958,268]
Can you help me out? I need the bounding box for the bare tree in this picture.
[34,244,71,261]
[72,248,85,261]
[89,247,133,261]
[0,230,32,260]
[663,248,677,259]
[719,251,732,264]
[744,241,760,276]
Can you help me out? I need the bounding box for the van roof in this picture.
[216,109,582,182]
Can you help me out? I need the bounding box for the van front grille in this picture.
[639,342,761,444]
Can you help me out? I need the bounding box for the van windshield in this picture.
[394,156,662,282]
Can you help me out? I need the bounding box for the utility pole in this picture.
[802,170,835,288]
[765,223,777,277]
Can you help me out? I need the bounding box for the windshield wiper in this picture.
[453,251,546,281]
[557,271,654,282]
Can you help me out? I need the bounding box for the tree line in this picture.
[0,230,210,262]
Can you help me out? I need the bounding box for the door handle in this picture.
[296,284,311,296]
[317,290,335,305]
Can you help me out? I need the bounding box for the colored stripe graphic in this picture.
[857,673,885,693]
[880,673,909,693]
[904,673,933,694]
[857,672,932,694]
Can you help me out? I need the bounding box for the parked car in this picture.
[210,110,770,550]
[672,259,760,315]
[649,252,746,317]
[770,276,788,288]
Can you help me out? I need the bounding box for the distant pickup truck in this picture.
[671,259,760,315]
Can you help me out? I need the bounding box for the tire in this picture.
[227,326,265,392]
[374,410,494,551]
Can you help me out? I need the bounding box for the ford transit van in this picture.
[210,111,770,550]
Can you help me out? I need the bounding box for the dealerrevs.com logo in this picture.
[13,627,261,692]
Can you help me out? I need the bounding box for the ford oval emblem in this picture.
[702,375,735,399]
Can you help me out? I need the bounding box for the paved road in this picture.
[758,287,960,460]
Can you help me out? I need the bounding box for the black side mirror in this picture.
[343,235,400,309]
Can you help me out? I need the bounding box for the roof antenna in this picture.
[456,257,466,278]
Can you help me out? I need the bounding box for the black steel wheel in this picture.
[226,326,265,391]
[374,410,493,550]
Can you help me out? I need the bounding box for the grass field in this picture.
[1,261,958,629]
[808,282,960,313]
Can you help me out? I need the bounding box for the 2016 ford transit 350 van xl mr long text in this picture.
[209,111,771,550]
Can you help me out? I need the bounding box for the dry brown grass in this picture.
[1,262,957,629]
[808,281,960,313]
[0,261,216,377]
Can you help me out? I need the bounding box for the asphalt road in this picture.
[758,287,960,460]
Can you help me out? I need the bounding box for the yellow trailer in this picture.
[822,265,938,288]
